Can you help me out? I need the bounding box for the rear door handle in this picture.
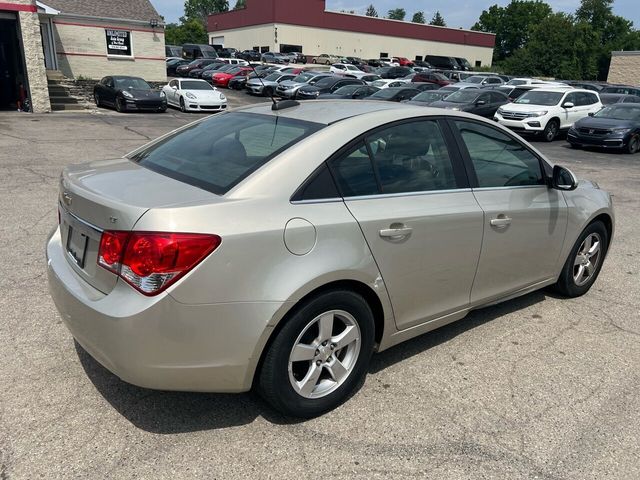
[379,225,413,238]
[490,216,512,227]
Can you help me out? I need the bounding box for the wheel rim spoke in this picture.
[318,313,334,342]
[332,325,359,350]
[574,264,585,282]
[290,343,316,362]
[297,364,322,397]
[584,262,594,277]
[587,240,600,258]
[326,359,348,383]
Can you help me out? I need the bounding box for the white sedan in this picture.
[162,78,227,113]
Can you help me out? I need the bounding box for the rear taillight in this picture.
[98,231,221,296]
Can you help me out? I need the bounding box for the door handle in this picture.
[490,216,512,227]
[379,225,413,238]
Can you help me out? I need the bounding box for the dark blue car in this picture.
[567,103,640,154]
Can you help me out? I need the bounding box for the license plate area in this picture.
[66,225,89,268]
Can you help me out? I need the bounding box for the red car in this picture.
[393,57,414,67]
[211,67,253,88]
[412,71,452,87]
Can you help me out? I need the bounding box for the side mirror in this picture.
[551,165,578,191]
[172,85,178,90]
[563,102,574,109]
[476,99,486,105]
[588,112,595,117]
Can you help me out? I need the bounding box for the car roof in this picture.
[529,87,579,93]
[235,100,417,124]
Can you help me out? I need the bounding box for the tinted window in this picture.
[515,91,564,106]
[455,121,544,188]
[131,112,323,195]
[115,77,151,90]
[366,121,458,193]
[490,92,508,103]
[180,81,213,90]
[293,164,340,201]
[330,143,378,197]
[624,95,640,103]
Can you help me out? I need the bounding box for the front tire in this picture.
[258,290,375,418]
[553,221,608,297]
[542,119,559,142]
[115,97,125,113]
[626,134,639,154]
[180,97,187,113]
[94,93,101,107]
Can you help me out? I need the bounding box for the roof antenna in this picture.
[247,59,299,111]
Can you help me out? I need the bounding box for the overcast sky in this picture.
[151,0,639,29]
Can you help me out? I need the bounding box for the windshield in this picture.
[441,90,480,103]
[346,65,360,71]
[264,73,282,81]
[515,91,564,106]
[370,88,403,99]
[371,80,388,88]
[439,86,460,93]
[465,76,485,84]
[115,77,150,90]
[412,91,447,102]
[292,73,314,83]
[315,77,338,88]
[507,79,527,86]
[594,105,640,120]
[180,81,213,90]
[309,75,330,85]
[201,50,218,59]
[333,85,361,95]
[130,113,324,195]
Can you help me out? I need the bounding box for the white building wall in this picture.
[209,23,493,66]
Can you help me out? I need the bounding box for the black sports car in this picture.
[567,103,640,153]
[93,76,166,113]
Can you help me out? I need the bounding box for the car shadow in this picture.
[77,290,549,433]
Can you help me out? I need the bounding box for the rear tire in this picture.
[258,290,375,418]
[542,119,559,142]
[553,221,608,297]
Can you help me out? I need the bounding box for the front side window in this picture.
[130,112,323,195]
[455,121,544,188]
[366,121,458,194]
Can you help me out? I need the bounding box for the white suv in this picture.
[495,88,602,141]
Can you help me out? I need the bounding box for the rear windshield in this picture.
[130,112,324,195]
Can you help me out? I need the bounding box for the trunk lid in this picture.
[58,158,217,294]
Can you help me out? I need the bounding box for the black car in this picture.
[166,58,189,76]
[600,93,640,105]
[93,76,166,113]
[219,48,238,58]
[601,85,640,97]
[176,58,220,77]
[318,85,380,99]
[430,89,508,118]
[189,60,225,78]
[424,55,460,70]
[369,86,421,102]
[239,50,262,61]
[379,66,413,79]
[413,60,434,69]
[297,77,365,99]
[402,90,451,106]
[454,57,473,71]
[567,103,640,153]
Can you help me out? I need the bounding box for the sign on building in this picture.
[105,29,132,56]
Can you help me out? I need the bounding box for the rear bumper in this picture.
[46,228,280,393]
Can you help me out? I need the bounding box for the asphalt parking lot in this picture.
[1,90,639,479]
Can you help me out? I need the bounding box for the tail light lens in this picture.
[98,231,221,296]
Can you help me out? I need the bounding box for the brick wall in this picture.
[607,53,640,85]
[53,18,166,82]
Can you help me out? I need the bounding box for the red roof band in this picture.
[207,0,495,48]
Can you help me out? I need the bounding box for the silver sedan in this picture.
[47,101,614,418]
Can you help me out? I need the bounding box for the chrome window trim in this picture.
[291,197,343,205]
[343,188,472,202]
[472,184,547,192]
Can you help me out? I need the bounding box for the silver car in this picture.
[246,72,296,96]
[275,72,332,99]
[47,101,614,418]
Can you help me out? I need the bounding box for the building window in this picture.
[475,60,482,67]
[380,52,388,58]
[105,29,132,57]
[261,46,269,53]
[252,46,260,51]
[415,55,423,61]
[280,44,303,53]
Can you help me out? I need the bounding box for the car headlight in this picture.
[611,127,631,134]
[185,92,197,100]
[527,111,547,117]
[121,90,134,99]
[497,107,504,115]
[219,94,226,100]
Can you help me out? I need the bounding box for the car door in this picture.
[168,79,179,104]
[473,92,493,117]
[450,119,567,304]
[560,92,581,128]
[103,77,115,105]
[329,119,484,330]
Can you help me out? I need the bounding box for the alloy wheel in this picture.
[573,233,602,286]
[628,135,639,154]
[288,310,361,399]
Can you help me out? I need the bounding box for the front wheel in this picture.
[258,290,375,418]
[626,134,639,154]
[94,93,101,107]
[180,97,186,113]
[542,119,559,142]
[115,97,125,113]
[553,221,608,297]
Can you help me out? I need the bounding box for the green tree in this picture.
[472,0,552,62]
[233,0,245,9]
[429,11,446,26]
[412,11,425,24]
[164,17,208,45]
[365,4,378,17]
[184,0,229,27]
[387,8,406,20]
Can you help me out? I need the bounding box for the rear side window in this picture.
[455,121,544,188]
[330,143,379,197]
[130,112,323,195]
